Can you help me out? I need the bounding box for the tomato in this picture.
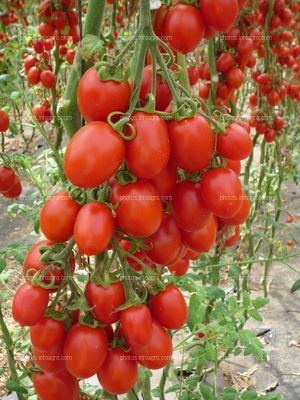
[0,167,17,192]
[2,178,22,199]
[165,4,205,54]
[153,5,169,39]
[68,10,79,26]
[66,49,75,64]
[265,129,276,143]
[200,0,238,32]
[40,191,81,243]
[188,66,200,85]
[171,180,212,232]
[33,40,43,53]
[237,36,254,55]
[52,10,68,30]
[32,370,80,400]
[64,324,108,378]
[181,214,217,253]
[110,181,163,237]
[39,22,54,37]
[268,90,280,106]
[224,225,240,247]
[125,112,170,179]
[43,39,54,51]
[30,316,65,351]
[200,168,243,218]
[225,158,241,175]
[120,240,156,271]
[227,68,244,89]
[139,66,172,111]
[273,116,285,131]
[97,348,138,395]
[64,121,125,188]
[168,258,190,276]
[40,70,56,89]
[28,66,41,85]
[131,320,172,369]
[185,248,202,260]
[145,215,182,265]
[85,281,125,324]
[225,27,241,47]
[77,67,131,122]
[220,192,250,225]
[12,282,49,326]
[120,304,152,347]
[150,162,178,197]
[168,115,214,172]
[32,344,66,373]
[0,109,9,131]
[24,55,37,74]
[217,123,253,160]
[216,53,235,73]
[74,202,113,256]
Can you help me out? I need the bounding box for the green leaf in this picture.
[9,120,17,136]
[222,387,238,400]
[200,383,214,400]
[248,309,263,321]
[291,279,300,293]
[241,391,258,400]
[204,286,225,301]
[243,291,251,308]
[205,343,216,361]
[252,296,269,309]
[5,379,28,394]
[165,384,181,394]
[0,258,6,273]
[187,293,204,331]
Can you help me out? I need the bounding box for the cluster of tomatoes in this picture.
[32,98,53,125]
[0,166,22,199]
[0,0,24,27]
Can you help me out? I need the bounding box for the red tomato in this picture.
[0,167,17,192]
[120,304,152,347]
[221,192,250,225]
[28,67,41,85]
[200,168,243,218]
[185,248,202,260]
[40,70,56,89]
[225,158,241,175]
[52,10,68,30]
[66,49,75,64]
[188,66,200,85]
[74,202,113,256]
[153,5,169,39]
[30,316,65,351]
[168,115,214,173]
[165,4,205,54]
[85,281,125,324]
[40,191,81,243]
[24,55,38,74]
[144,215,182,265]
[125,112,170,179]
[39,22,54,37]
[120,240,156,271]
[216,53,235,73]
[131,320,172,369]
[2,178,22,199]
[149,284,187,330]
[171,180,212,232]
[265,129,276,143]
[32,370,80,400]
[273,116,285,131]
[237,36,254,55]
[224,225,240,247]
[217,123,253,160]
[64,121,125,188]
[32,344,66,373]
[168,258,190,276]
[12,282,49,326]
[150,162,178,197]
[200,0,238,32]
[97,348,138,395]
[64,324,108,378]
[77,67,131,122]
[139,66,172,111]
[181,214,217,253]
[110,181,163,237]
[0,109,9,131]
[227,68,244,89]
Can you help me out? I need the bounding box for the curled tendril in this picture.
[173,97,197,121]
[69,187,87,206]
[107,112,136,141]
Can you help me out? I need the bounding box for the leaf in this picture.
[248,309,263,321]
[252,296,269,309]
[5,379,28,394]
[243,291,251,308]
[222,387,238,400]
[187,293,204,331]
[200,383,214,400]
[165,384,181,394]
[205,343,217,361]
[0,258,6,273]
[9,120,18,136]
[291,279,300,293]
[204,286,225,301]
[241,391,258,400]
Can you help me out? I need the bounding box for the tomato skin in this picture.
[217,123,253,160]
[171,180,212,232]
[77,67,131,122]
[131,320,172,369]
[168,115,214,173]
[120,304,152,347]
[188,66,200,86]
[40,70,56,89]
[181,214,217,253]
[153,5,169,38]
[200,0,239,32]
[200,168,243,219]
[64,121,125,189]
[32,344,66,373]
[24,55,38,74]
[224,225,240,247]
[2,178,22,199]
[149,284,187,330]
[165,4,205,54]
[74,202,113,256]
[220,192,250,225]
[0,167,17,192]
[0,109,9,131]
[64,324,108,379]
[12,282,49,326]
[97,348,138,395]
[32,370,80,400]
[227,68,244,89]
[150,162,178,197]
[40,191,81,243]
[85,281,125,324]
[28,67,41,85]
[125,112,170,179]
[168,258,190,276]
[216,53,235,73]
[139,66,172,111]
[145,215,182,265]
[30,316,65,351]
[225,158,241,175]
[110,181,163,238]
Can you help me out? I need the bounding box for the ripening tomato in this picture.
[150,162,178,197]
[264,129,276,143]
[40,191,81,243]
[125,112,170,179]
[153,5,169,38]
[12,282,49,326]
[149,284,187,330]
[268,90,281,106]
[200,168,243,218]
[97,348,138,395]
[43,39,54,51]
[220,192,250,225]
[139,66,172,111]
[224,225,240,247]
[217,123,253,160]
[120,304,152,347]
[237,36,254,55]
[131,320,172,369]
[77,67,131,122]
[216,53,235,73]
[32,344,66,373]
[39,22,54,37]
[168,258,190,276]
[28,66,41,85]
[85,281,125,324]
[64,121,125,188]
[2,178,22,199]
[33,370,79,400]
[273,116,285,131]
[227,68,244,89]
[110,181,163,237]
[181,214,217,253]
[66,49,75,64]
[0,167,17,192]
[165,4,205,54]
[30,316,65,351]
[168,115,214,172]
[224,158,241,175]
[33,40,44,53]
[64,324,108,378]
[40,70,56,89]
[24,55,38,74]
[188,66,200,85]
[52,10,68,30]
[200,0,238,32]
[144,215,182,265]
[171,180,212,232]
[185,248,202,260]
[0,109,9,131]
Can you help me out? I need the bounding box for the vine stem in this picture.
[207,38,218,110]
[177,52,191,93]
[264,0,274,72]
